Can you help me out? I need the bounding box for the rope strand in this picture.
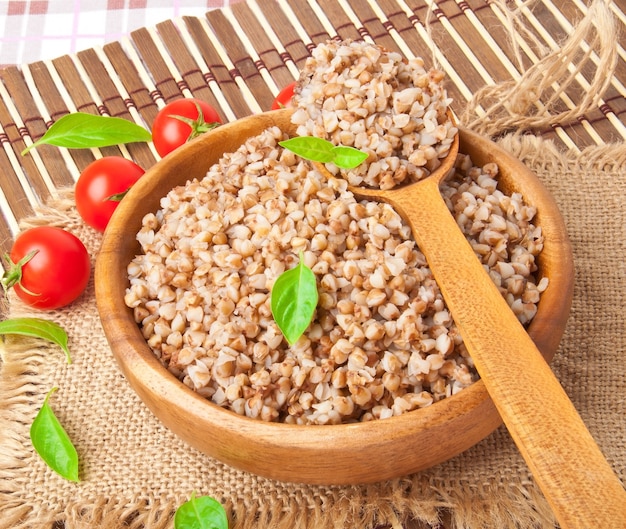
[460,0,618,137]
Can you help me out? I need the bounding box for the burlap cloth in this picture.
[0,131,624,529]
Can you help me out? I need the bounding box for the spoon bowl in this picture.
[347,123,459,203]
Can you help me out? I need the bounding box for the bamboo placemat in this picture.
[0,0,624,262]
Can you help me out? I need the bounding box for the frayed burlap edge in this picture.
[497,133,626,171]
[9,190,83,232]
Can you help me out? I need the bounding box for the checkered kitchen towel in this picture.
[0,0,238,67]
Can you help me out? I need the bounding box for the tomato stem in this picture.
[1,250,41,297]
[104,189,129,202]
[168,102,220,143]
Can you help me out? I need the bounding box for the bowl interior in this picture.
[95,109,573,485]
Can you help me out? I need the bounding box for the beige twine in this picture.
[0,2,624,528]
[459,0,619,135]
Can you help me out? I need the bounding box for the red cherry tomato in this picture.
[271,81,297,110]
[151,98,222,157]
[75,157,145,232]
[2,227,90,310]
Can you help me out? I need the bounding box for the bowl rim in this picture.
[95,109,574,484]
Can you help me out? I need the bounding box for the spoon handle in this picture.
[390,179,626,529]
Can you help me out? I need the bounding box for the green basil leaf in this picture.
[279,136,335,163]
[174,492,228,529]
[270,252,318,346]
[279,136,367,169]
[331,145,369,169]
[0,317,71,364]
[22,112,152,155]
[30,387,80,482]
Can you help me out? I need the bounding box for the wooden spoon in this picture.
[321,132,626,528]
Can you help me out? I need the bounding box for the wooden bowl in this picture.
[95,109,574,485]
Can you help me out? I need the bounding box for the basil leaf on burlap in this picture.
[270,252,318,346]
[174,492,228,529]
[0,317,71,364]
[22,112,152,155]
[30,387,80,482]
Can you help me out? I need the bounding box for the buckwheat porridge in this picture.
[124,40,547,425]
